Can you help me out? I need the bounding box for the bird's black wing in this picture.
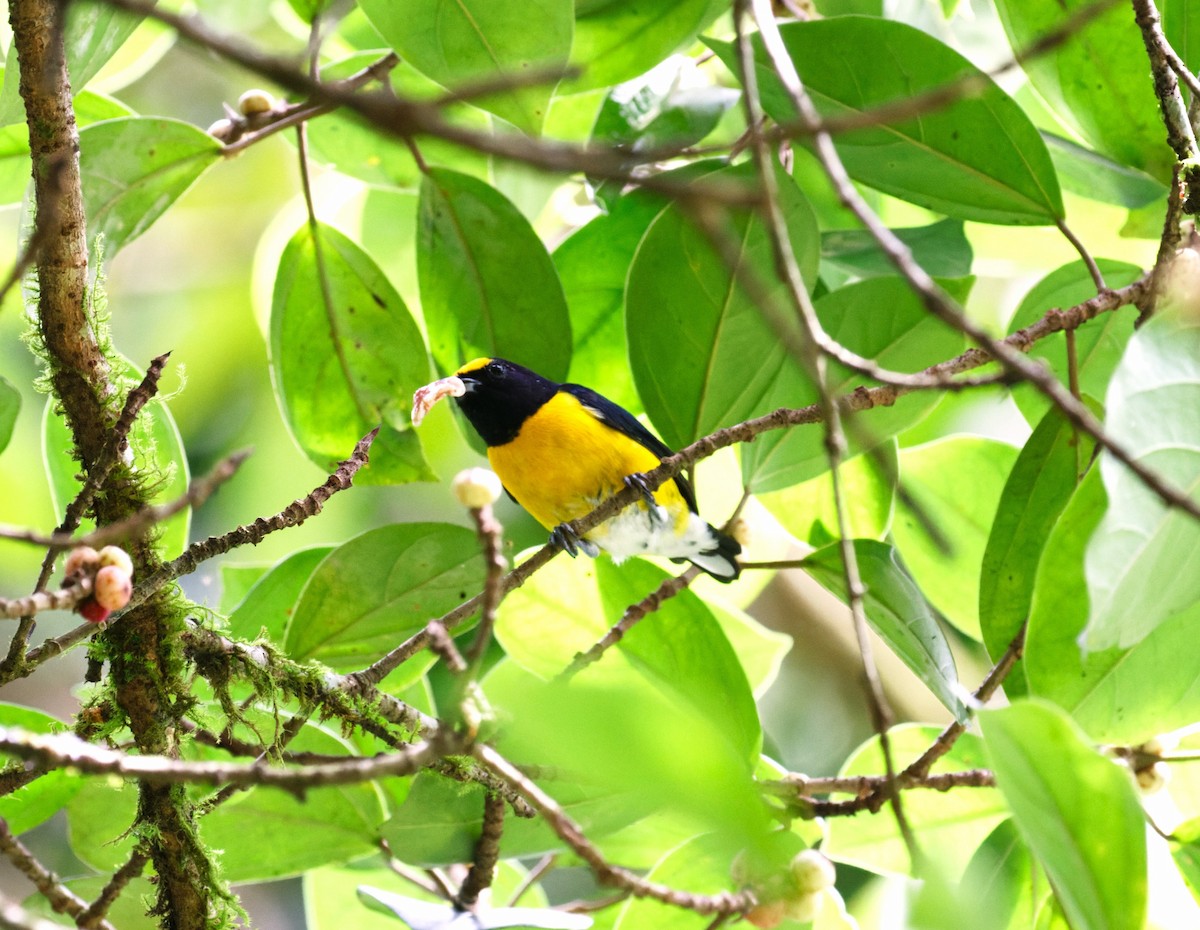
[560,383,699,514]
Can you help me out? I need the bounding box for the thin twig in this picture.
[456,792,505,908]
[475,744,755,916]
[0,450,250,549]
[743,0,918,866]
[0,817,117,930]
[560,567,700,679]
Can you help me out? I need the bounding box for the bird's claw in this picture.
[550,523,598,558]
[625,473,666,526]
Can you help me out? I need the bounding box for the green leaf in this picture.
[980,701,1147,930]
[568,0,726,92]
[226,547,334,642]
[993,0,1173,180]
[554,193,661,411]
[0,0,147,126]
[979,405,1096,697]
[760,442,896,546]
[79,117,221,257]
[626,159,820,451]
[69,716,384,882]
[961,820,1035,930]
[740,277,970,492]
[1042,133,1166,210]
[270,220,434,485]
[892,436,1019,639]
[596,558,762,762]
[42,361,191,559]
[1009,260,1144,425]
[1082,309,1200,650]
[802,540,964,719]
[0,376,17,454]
[495,553,776,758]
[1026,459,1200,741]
[826,725,1007,877]
[0,704,81,835]
[418,168,572,381]
[591,60,738,155]
[284,523,485,675]
[821,219,973,282]
[709,18,1063,224]
[304,53,491,190]
[357,0,572,134]
[1172,818,1200,903]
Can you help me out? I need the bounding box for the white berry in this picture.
[452,468,503,509]
[93,566,132,612]
[97,545,134,577]
[64,546,100,578]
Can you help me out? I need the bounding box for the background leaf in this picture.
[802,540,964,718]
[0,704,81,835]
[626,159,820,450]
[993,0,1173,180]
[0,376,17,454]
[271,220,434,484]
[419,168,572,381]
[79,117,220,257]
[284,524,485,676]
[1083,310,1200,649]
[710,17,1063,224]
[981,701,1147,930]
[891,436,1019,639]
[820,219,973,283]
[358,0,573,134]
[979,406,1096,696]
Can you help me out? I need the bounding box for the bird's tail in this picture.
[687,525,742,583]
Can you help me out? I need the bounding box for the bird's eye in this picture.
[487,362,506,380]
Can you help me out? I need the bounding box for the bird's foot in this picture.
[625,473,666,526]
[550,523,599,558]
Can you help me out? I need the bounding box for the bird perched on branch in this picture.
[412,357,741,582]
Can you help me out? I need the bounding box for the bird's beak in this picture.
[411,375,466,426]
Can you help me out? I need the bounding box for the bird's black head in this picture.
[453,357,559,446]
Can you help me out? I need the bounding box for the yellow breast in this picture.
[486,392,687,532]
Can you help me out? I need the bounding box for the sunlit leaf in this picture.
[1081,306,1200,649]
[226,547,334,642]
[0,704,81,835]
[980,405,1096,696]
[802,540,964,718]
[284,523,485,675]
[981,701,1147,930]
[1008,259,1144,426]
[1025,468,1200,742]
[710,18,1063,223]
[993,0,1173,180]
[79,117,221,257]
[892,437,1019,639]
[358,0,572,134]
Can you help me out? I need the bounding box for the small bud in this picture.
[790,849,835,896]
[78,599,111,624]
[238,89,277,117]
[93,566,132,612]
[64,545,100,578]
[206,118,236,141]
[452,468,503,509]
[745,900,786,929]
[97,545,134,577]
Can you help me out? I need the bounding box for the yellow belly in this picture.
[486,392,688,534]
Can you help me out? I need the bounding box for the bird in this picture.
[411,357,741,582]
